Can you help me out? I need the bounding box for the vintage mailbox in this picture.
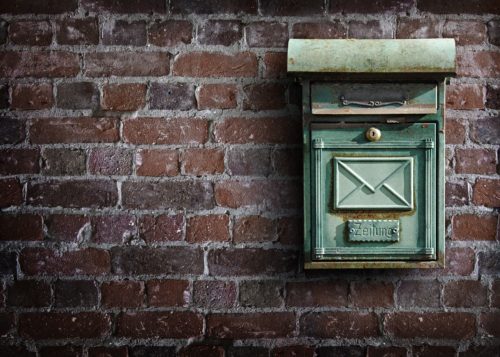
[288,39,456,269]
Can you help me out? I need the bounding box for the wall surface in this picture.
[0,0,499,356]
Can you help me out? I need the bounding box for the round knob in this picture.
[366,127,381,142]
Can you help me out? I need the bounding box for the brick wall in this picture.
[0,0,499,356]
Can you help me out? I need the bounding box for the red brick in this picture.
[470,118,500,145]
[486,84,500,109]
[446,84,484,109]
[101,281,144,308]
[239,280,284,307]
[85,52,169,77]
[7,280,51,307]
[489,20,500,45]
[246,22,288,48]
[278,216,302,246]
[478,251,500,276]
[91,215,136,244]
[444,280,488,307]
[452,214,498,241]
[149,20,192,46]
[147,279,190,307]
[30,117,119,144]
[445,119,466,144]
[272,346,315,357]
[331,0,412,13]
[443,247,476,276]
[0,214,43,241]
[180,346,224,357]
[57,81,99,109]
[350,281,394,308]
[197,84,237,109]
[0,148,39,174]
[9,20,52,45]
[136,149,179,177]
[493,280,500,308]
[19,312,111,339]
[139,214,184,242]
[11,83,53,110]
[397,280,441,308]
[473,178,500,207]
[20,247,110,276]
[54,280,98,307]
[300,312,379,338]
[412,345,456,357]
[208,248,297,276]
[198,20,242,46]
[42,148,87,176]
[316,347,365,357]
[397,18,440,38]
[102,83,146,111]
[46,214,90,241]
[417,0,500,14]
[123,117,208,145]
[349,20,392,39]
[443,20,487,45]
[367,347,407,357]
[384,312,475,339]
[0,118,25,144]
[186,215,229,243]
[149,82,196,110]
[89,148,132,176]
[81,0,166,13]
[171,0,257,14]
[88,347,127,357]
[457,51,500,78]
[227,148,272,176]
[0,312,14,335]
[0,0,77,13]
[292,22,346,39]
[286,281,348,307]
[264,52,287,79]
[0,51,79,78]
[28,180,118,208]
[233,215,275,243]
[273,148,302,176]
[455,148,496,174]
[39,345,82,357]
[480,312,500,337]
[116,311,203,338]
[207,312,295,338]
[102,19,146,46]
[56,18,98,45]
[173,51,257,77]
[243,83,286,110]
[182,148,224,175]
[0,179,22,208]
[0,251,17,275]
[193,280,236,308]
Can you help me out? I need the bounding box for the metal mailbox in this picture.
[288,39,456,269]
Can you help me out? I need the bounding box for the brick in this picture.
[179,346,224,357]
[19,312,111,339]
[215,180,301,209]
[261,0,324,15]
[350,281,394,308]
[227,148,271,176]
[7,280,51,307]
[20,247,110,276]
[102,19,146,46]
[150,82,196,110]
[444,280,488,307]
[384,312,475,339]
[57,82,99,109]
[445,148,453,175]
[453,214,497,241]
[0,346,34,357]
[0,214,43,241]
[28,180,118,208]
[122,180,213,210]
[301,312,379,338]
[197,84,237,109]
[397,280,441,308]
[171,0,257,14]
[39,346,82,357]
[0,20,5,45]
[287,281,348,307]
[417,0,500,14]
[239,280,283,307]
[443,247,476,276]
[397,18,440,38]
[367,347,406,357]
[243,83,286,110]
[0,312,14,335]
[478,250,500,275]
[129,346,176,357]
[492,280,500,308]
[316,346,365,357]
[193,280,236,308]
[349,20,392,39]
[457,51,500,78]
[55,280,98,307]
[11,83,53,110]
[147,279,190,307]
[81,0,166,13]
[0,0,78,14]
[445,119,465,144]
[227,347,269,357]
[42,148,86,176]
[30,117,119,144]
[91,215,136,243]
[102,83,146,111]
[486,85,500,108]
[0,178,22,208]
[46,214,90,242]
[116,311,203,338]
[292,22,346,39]
[331,0,412,13]
[473,179,500,207]
[136,149,179,177]
[207,312,295,338]
[89,148,132,175]
[470,118,500,145]
[480,313,500,337]
[0,149,39,174]
[208,248,297,276]
[139,214,184,242]
[443,20,487,45]
[182,148,224,175]
[246,22,288,48]
[148,20,192,46]
[89,347,128,357]
[264,52,287,79]
[0,118,25,144]
[9,20,52,45]
[85,52,169,77]
[0,51,80,77]
[186,215,229,243]
[412,346,456,357]
[488,20,500,45]
[455,148,496,174]
[198,20,241,46]
[0,251,17,275]
[56,18,98,45]
[101,281,144,308]
[233,215,275,243]
[173,52,257,77]
[278,216,302,246]
[123,117,208,145]
[446,84,484,109]
[273,149,302,176]
[111,246,204,275]
[272,346,315,357]
[459,345,500,357]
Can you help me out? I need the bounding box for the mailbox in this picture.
[288,39,456,269]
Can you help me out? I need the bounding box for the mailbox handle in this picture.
[340,96,407,108]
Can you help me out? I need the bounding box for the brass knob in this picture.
[366,127,381,142]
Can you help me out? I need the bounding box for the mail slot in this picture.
[288,39,456,269]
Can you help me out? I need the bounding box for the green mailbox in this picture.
[288,39,456,269]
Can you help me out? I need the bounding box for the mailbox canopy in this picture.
[287,39,456,76]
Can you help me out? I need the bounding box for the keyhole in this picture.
[366,127,381,142]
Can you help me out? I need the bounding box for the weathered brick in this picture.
[28,180,118,208]
[417,0,500,14]
[367,347,406,357]
[0,214,43,241]
[452,214,498,241]
[412,345,456,357]
[56,18,98,45]
[0,345,34,357]
[278,216,302,246]
[470,118,500,145]
[139,214,184,242]
[193,280,236,308]
[102,19,146,46]
[246,22,288,48]
[85,52,169,77]
[81,0,166,13]
[147,279,190,307]
[457,51,500,78]
[0,118,25,144]
[55,280,98,307]
[91,215,136,243]
[233,215,275,243]
[397,18,440,38]
[273,149,302,176]
[486,85,500,109]
[208,248,297,276]
[57,82,99,109]
[331,0,412,13]
[0,148,39,174]
[239,280,283,307]
[179,346,224,357]
[116,311,203,338]
[349,20,393,39]
[198,20,241,46]
[0,0,78,14]
[287,281,348,307]
[150,82,196,110]
[88,347,128,357]
[11,83,53,110]
[444,280,487,307]
[397,280,441,308]
[0,312,15,336]
[443,20,487,45]
[19,312,111,339]
[207,312,295,338]
[272,346,314,357]
[39,346,83,357]
[0,178,22,208]
[0,20,5,45]
[0,251,17,275]
[301,312,379,338]
[480,313,500,337]
[20,247,110,276]
[243,83,286,110]
[41,148,86,176]
[227,148,271,176]
[171,0,257,14]
[136,149,179,177]
[455,148,496,174]
[111,246,204,275]
[197,84,237,109]
[129,346,175,357]
[148,20,192,46]
[262,0,324,15]
[89,148,132,176]
[30,117,119,144]
[101,281,144,308]
[445,148,454,175]
[263,52,287,79]
[102,83,146,111]
[292,22,346,39]
[488,20,500,45]
[473,178,500,207]
[478,251,500,276]
[350,281,394,308]
[9,20,52,45]
[186,215,229,243]
[445,119,465,144]
[7,280,51,307]
[46,214,90,241]
[123,117,208,145]
[182,148,224,175]
[446,84,484,109]
[173,52,257,77]
[492,280,500,308]
[316,346,365,357]
[227,347,269,357]
[459,345,500,357]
